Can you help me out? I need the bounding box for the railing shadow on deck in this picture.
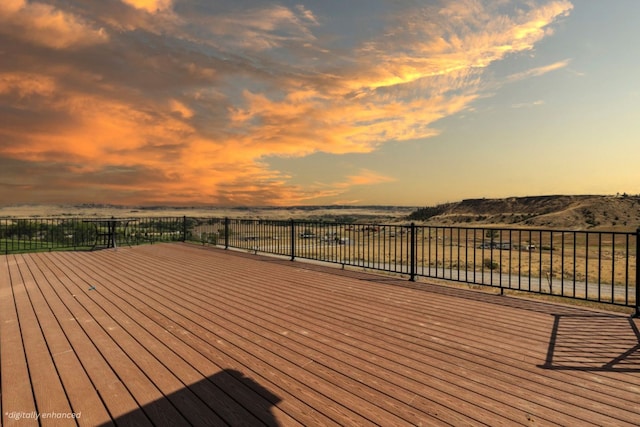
[100,369,282,427]
[540,314,640,372]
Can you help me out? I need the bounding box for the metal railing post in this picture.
[224,217,229,249]
[635,227,640,317]
[290,219,296,261]
[182,216,187,242]
[410,222,416,281]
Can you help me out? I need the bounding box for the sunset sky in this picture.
[1,0,638,207]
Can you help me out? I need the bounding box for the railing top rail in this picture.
[412,223,637,236]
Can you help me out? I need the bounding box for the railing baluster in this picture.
[635,228,639,317]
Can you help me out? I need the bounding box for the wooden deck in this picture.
[2,243,639,426]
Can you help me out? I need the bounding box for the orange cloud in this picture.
[0,0,108,49]
[121,0,172,14]
[0,73,56,98]
[0,1,574,206]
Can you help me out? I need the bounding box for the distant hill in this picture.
[408,195,640,231]
[0,204,416,222]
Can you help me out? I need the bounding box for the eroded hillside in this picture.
[409,195,640,230]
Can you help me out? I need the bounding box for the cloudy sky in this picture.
[1,0,638,207]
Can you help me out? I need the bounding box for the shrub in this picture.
[483,258,499,270]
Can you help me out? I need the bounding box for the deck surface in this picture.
[2,243,639,426]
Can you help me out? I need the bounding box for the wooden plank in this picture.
[1,255,38,427]
[160,244,640,425]
[106,249,474,425]
[28,252,189,427]
[63,249,375,426]
[242,252,640,425]
[7,255,74,426]
[120,247,575,425]
[93,244,640,425]
[16,253,111,427]
[4,244,640,426]
[63,249,333,426]
[25,253,153,426]
[21,253,125,426]
[232,263,638,423]
[47,250,264,426]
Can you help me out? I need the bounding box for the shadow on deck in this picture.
[104,369,282,426]
[541,314,640,372]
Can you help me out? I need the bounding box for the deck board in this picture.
[46,250,290,427]
[2,243,640,426]
[1,257,39,427]
[17,254,112,427]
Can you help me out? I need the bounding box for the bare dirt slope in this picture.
[408,195,640,231]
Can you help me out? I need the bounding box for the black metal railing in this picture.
[2,216,638,313]
[413,226,638,307]
[189,218,638,313]
[0,216,186,253]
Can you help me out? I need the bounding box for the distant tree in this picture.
[486,229,499,239]
[485,229,499,247]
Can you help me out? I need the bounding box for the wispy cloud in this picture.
[341,170,396,188]
[0,0,574,206]
[512,100,546,108]
[508,59,571,82]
